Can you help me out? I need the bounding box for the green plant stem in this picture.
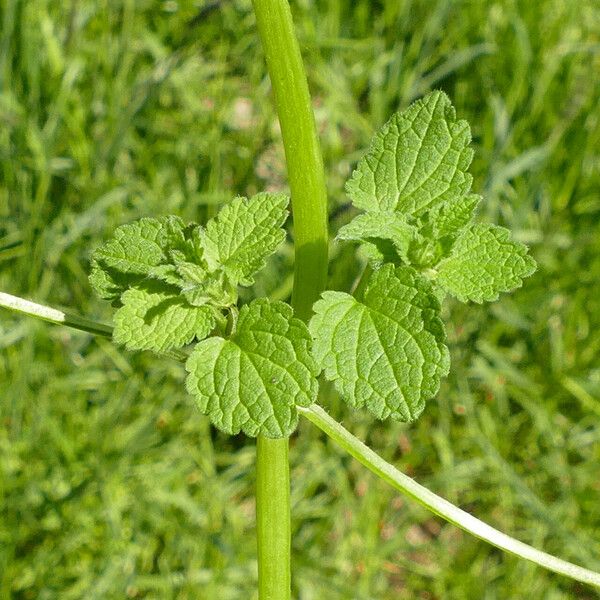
[256,436,291,600]
[0,291,112,337]
[0,291,186,361]
[252,1,329,598]
[252,0,328,322]
[299,403,600,589]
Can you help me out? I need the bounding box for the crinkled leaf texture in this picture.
[88,264,133,302]
[337,212,415,263]
[310,265,449,422]
[436,224,537,303]
[430,193,480,239]
[199,192,288,286]
[114,286,217,352]
[185,299,318,438]
[340,90,536,303]
[89,194,290,353]
[90,216,185,301]
[346,91,473,216]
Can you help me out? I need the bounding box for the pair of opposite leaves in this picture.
[90,91,536,438]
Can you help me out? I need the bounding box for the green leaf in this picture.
[92,216,185,276]
[310,264,449,422]
[346,91,473,217]
[175,261,208,285]
[337,212,416,263]
[147,264,186,287]
[199,193,289,286]
[358,239,403,268]
[90,216,187,300]
[113,286,216,352]
[430,193,481,238]
[340,93,536,299]
[148,259,237,308]
[182,270,238,308]
[185,299,318,438]
[436,224,536,303]
[88,261,137,302]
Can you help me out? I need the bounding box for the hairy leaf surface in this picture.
[186,299,318,438]
[310,265,449,421]
[89,216,186,301]
[346,91,473,217]
[436,224,536,303]
[199,193,288,286]
[337,213,416,262]
[340,91,536,304]
[429,193,481,238]
[92,216,185,276]
[88,262,137,302]
[114,286,216,352]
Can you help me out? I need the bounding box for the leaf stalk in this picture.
[299,403,600,589]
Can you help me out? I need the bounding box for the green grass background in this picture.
[1,0,599,598]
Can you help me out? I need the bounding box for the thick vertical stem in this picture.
[256,436,291,599]
[251,1,329,599]
[252,0,329,321]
